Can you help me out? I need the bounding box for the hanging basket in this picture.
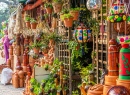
[63,17,73,28]
[70,11,79,21]
[52,2,63,13]
[31,23,37,29]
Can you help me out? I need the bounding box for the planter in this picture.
[103,85,114,95]
[31,23,37,29]
[12,73,19,88]
[9,45,13,55]
[26,22,31,28]
[15,45,21,56]
[45,7,53,14]
[105,75,118,85]
[116,78,130,90]
[80,86,87,95]
[52,18,57,28]
[57,91,60,95]
[33,48,39,54]
[64,17,73,27]
[53,2,63,13]
[70,11,79,21]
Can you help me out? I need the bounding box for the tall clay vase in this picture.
[26,22,31,28]
[46,7,53,14]
[12,73,19,88]
[108,39,119,76]
[64,17,73,28]
[9,45,13,55]
[53,2,63,13]
[33,48,39,54]
[31,23,37,29]
[15,45,21,56]
[119,44,130,80]
[70,11,79,21]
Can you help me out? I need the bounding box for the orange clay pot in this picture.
[70,11,79,21]
[63,17,73,27]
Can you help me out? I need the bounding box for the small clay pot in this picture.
[46,7,53,14]
[12,73,19,88]
[26,22,31,28]
[70,11,79,21]
[31,23,37,29]
[64,17,74,28]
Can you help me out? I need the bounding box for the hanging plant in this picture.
[60,9,69,21]
[52,0,63,13]
[25,15,31,28]
[30,18,38,29]
[70,7,80,21]
[44,3,53,14]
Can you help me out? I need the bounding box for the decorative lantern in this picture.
[73,24,87,43]
[86,0,102,11]
[107,0,126,23]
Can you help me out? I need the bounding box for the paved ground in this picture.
[0,74,24,95]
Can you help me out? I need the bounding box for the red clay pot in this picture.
[70,11,79,21]
[31,23,37,29]
[64,17,73,27]
[46,7,53,14]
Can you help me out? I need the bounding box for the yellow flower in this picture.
[123,15,126,20]
[111,19,114,22]
[115,15,119,18]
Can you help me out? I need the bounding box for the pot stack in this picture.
[103,39,119,95]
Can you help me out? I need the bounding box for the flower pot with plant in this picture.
[70,7,80,21]
[25,15,31,28]
[60,9,69,21]
[62,13,74,27]
[44,3,53,14]
[31,41,42,54]
[52,0,63,13]
[30,18,37,29]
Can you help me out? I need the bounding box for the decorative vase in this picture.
[108,39,119,76]
[23,51,28,66]
[73,24,87,43]
[53,2,63,13]
[31,23,37,29]
[70,11,79,21]
[119,44,130,80]
[63,17,73,28]
[46,7,53,14]
[24,38,29,45]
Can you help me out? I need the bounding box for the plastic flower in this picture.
[123,15,126,20]
[115,15,119,18]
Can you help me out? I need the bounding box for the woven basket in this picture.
[114,22,130,34]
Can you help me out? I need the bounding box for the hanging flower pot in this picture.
[70,8,80,21]
[73,24,87,43]
[44,3,53,14]
[107,0,126,23]
[52,1,63,13]
[30,18,37,29]
[62,13,74,27]
[25,15,31,28]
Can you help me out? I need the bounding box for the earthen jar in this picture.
[105,75,118,85]
[19,79,24,88]
[15,45,21,56]
[16,58,22,70]
[9,45,13,55]
[13,73,19,88]
[7,59,11,68]
[23,51,28,66]
[103,85,114,95]
[16,33,21,45]
[116,79,130,90]
[18,70,24,79]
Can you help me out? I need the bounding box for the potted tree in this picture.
[62,13,74,27]
[52,0,63,13]
[25,15,31,28]
[70,7,80,21]
[31,41,42,54]
[44,3,53,14]
[30,18,37,29]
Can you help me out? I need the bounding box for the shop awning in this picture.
[23,0,42,11]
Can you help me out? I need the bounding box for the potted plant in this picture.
[52,0,63,13]
[25,15,31,28]
[41,43,49,55]
[60,9,69,21]
[62,13,74,27]
[72,90,80,95]
[31,41,43,54]
[43,64,50,71]
[30,18,37,29]
[44,3,53,14]
[63,74,68,84]
[29,52,39,67]
[70,7,80,21]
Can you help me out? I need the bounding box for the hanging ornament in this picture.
[86,0,102,11]
[73,24,88,43]
[107,0,127,23]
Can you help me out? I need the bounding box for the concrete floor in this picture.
[0,74,23,95]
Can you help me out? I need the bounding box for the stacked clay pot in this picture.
[117,44,130,90]
[9,45,13,69]
[103,39,119,95]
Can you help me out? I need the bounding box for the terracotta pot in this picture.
[53,2,62,13]
[13,73,19,88]
[70,11,79,21]
[19,79,24,88]
[24,38,29,45]
[116,79,130,90]
[57,92,60,95]
[64,17,73,27]
[15,45,21,56]
[26,22,31,28]
[103,85,114,95]
[31,23,37,29]
[16,34,21,45]
[23,66,27,73]
[105,75,118,85]
[60,71,63,79]
[18,70,24,79]
[33,48,39,54]
[60,65,64,71]
[80,86,87,95]
[55,78,59,86]
[82,82,86,88]
[52,18,57,28]
[7,59,11,68]
[9,45,13,55]
[46,7,53,14]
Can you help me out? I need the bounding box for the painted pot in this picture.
[73,25,87,43]
[108,39,119,76]
[105,75,118,85]
[119,44,130,80]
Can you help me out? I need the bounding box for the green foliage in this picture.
[30,53,39,59]
[25,15,31,22]
[43,64,50,71]
[63,74,68,79]
[53,0,63,3]
[61,13,73,20]
[48,32,61,43]
[30,18,37,23]
[70,7,80,12]
[72,90,79,95]
[44,3,53,8]
[31,40,43,49]
[61,9,69,14]
[56,85,62,91]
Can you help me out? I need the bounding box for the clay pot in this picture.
[53,2,62,13]
[15,45,21,56]
[46,7,53,14]
[9,45,13,55]
[24,38,29,45]
[70,11,79,21]
[33,48,39,54]
[16,34,21,45]
[80,86,87,95]
[52,18,57,28]
[64,17,73,27]
[60,71,63,79]
[63,90,67,95]
[13,73,19,88]
[19,79,24,88]
[105,75,118,85]
[116,79,130,90]
[26,22,31,28]
[18,70,25,79]
[57,91,60,95]
[60,65,64,71]
[103,85,114,95]
[23,66,27,73]
[7,59,11,68]
[31,23,37,29]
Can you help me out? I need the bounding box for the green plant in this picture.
[63,74,68,79]
[70,7,80,12]
[43,64,50,71]
[31,40,43,49]
[30,53,39,59]
[30,78,37,85]
[25,15,31,22]
[63,86,68,91]
[53,0,63,3]
[61,9,69,14]
[30,18,37,23]
[61,13,73,20]
[44,3,53,8]
[72,90,79,95]
[48,32,61,43]
[56,85,62,92]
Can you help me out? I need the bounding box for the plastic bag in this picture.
[1,68,13,85]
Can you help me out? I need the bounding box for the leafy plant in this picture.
[43,64,50,71]
[61,9,69,14]
[70,7,80,12]
[30,78,37,85]
[61,13,73,20]
[53,0,63,3]
[48,32,61,43]
[30,53,39,59]
[44,3,53,8]
[30,18,37,23]
[31,40,43,49]
[63,74,68,79]
[25,15,31,22]
[56,85,62,92]
[72,90,79,95]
